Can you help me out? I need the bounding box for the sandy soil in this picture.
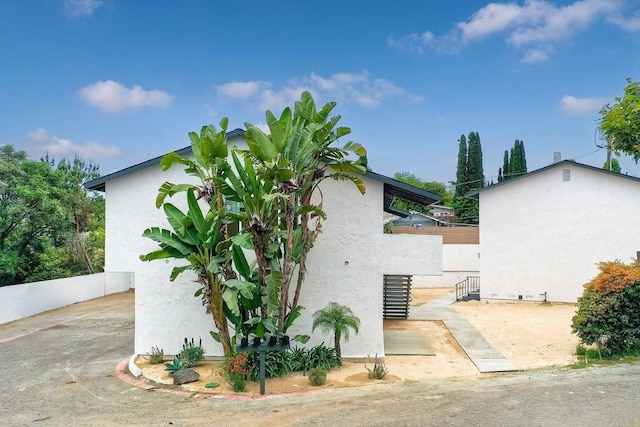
[135,288,580,397]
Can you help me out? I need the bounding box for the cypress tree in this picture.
[502,150,509,181]
[519,140,527,173]
[501,140,528,181]
[454,134,467,197]
[454,132,483,224]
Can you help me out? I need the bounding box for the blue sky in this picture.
[2,0,640,185]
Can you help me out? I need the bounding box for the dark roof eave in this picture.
[84,128,246,192]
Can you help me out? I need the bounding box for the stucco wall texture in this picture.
[104,144,442,357]
[479,163,640,303]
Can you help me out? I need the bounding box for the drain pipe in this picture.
[540,292,547,302]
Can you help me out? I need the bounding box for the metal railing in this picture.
[455,276,480,301]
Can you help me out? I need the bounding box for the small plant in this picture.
[145,345,164,364]
[307,343,342,371]
[246,350,293,382]
[164,357,184,376]
[222,352,250,392]
[366,354,388,380]
[177,337,204,368]
[308,367,327,386]
[289,346,313,373]
[312,302,361,358]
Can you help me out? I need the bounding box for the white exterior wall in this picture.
[0,272,133,324]
[479,164,640,303]
[413,244,480,287]
[297,175,442,357]
[104,141,443,357]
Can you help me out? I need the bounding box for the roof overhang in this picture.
[86,130,443,213]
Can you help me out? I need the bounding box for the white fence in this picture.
[413,244,480,287]
[0,272,134,325]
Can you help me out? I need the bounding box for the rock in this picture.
[173,368,199,385]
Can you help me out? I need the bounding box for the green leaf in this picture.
[159,152,189,172]
[293,334,310,344]
[209,330,221,343]
[194,288,203,297]
[141,227,192,256]
[170,265,192,281]
[224,279,255,300]
[222,287,240,317]
[186,189,206,233]
[155,182,197,208]
[284,305,305,331]
[231,232,253,250]
[246,126,276,161]
[232,245,252,281]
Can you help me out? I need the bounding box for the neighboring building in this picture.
[471,160,640,303]
[86,130,444,358]
[393,212,447,228]
[429,204,454,220]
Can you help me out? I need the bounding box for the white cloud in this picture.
[216,71,423,113]
[457,2,527,42]
[560,95,609,115]
[521,48,550,63]
[390,0,632,62]
[23,128,120,160]
[608,12,640,31]
[216,81,268,99]
[63,0,102,17]
[78,80,173,113]
[387,31,435,54]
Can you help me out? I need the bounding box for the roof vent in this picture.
[563,168,571,181]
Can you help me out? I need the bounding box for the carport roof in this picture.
[85,129,442,212]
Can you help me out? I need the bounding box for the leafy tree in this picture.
[603,157,622,173]
[0,146,103,285]
[392,172,453,211]
[600,77,640,163]
[312,302,361,358]
[141,92,367,356]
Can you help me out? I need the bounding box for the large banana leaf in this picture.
[141,227,192,256]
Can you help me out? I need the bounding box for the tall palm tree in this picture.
[312,302,361,358]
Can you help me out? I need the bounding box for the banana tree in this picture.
[140,120,254,356]
[237,91,369,333]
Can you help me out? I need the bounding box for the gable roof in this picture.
[85,129,442,211]
[468,160,640,199]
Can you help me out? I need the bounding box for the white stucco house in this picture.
[471,160,640,303]
[86,129,443,358]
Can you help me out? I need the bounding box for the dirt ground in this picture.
[136,288,580,397]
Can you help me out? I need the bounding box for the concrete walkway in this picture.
[409,292,517,373]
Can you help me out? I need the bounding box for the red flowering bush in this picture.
[222,352,249,392]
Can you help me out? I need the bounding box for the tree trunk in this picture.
[278,193,296,332]
[335,330,342,358]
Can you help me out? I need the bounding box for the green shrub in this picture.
[177,337,204,368]
[245,350,293,382]
[306,343,341,371]
[572,260,640,356]
[289,346,314,373]
[308,367,327,386]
